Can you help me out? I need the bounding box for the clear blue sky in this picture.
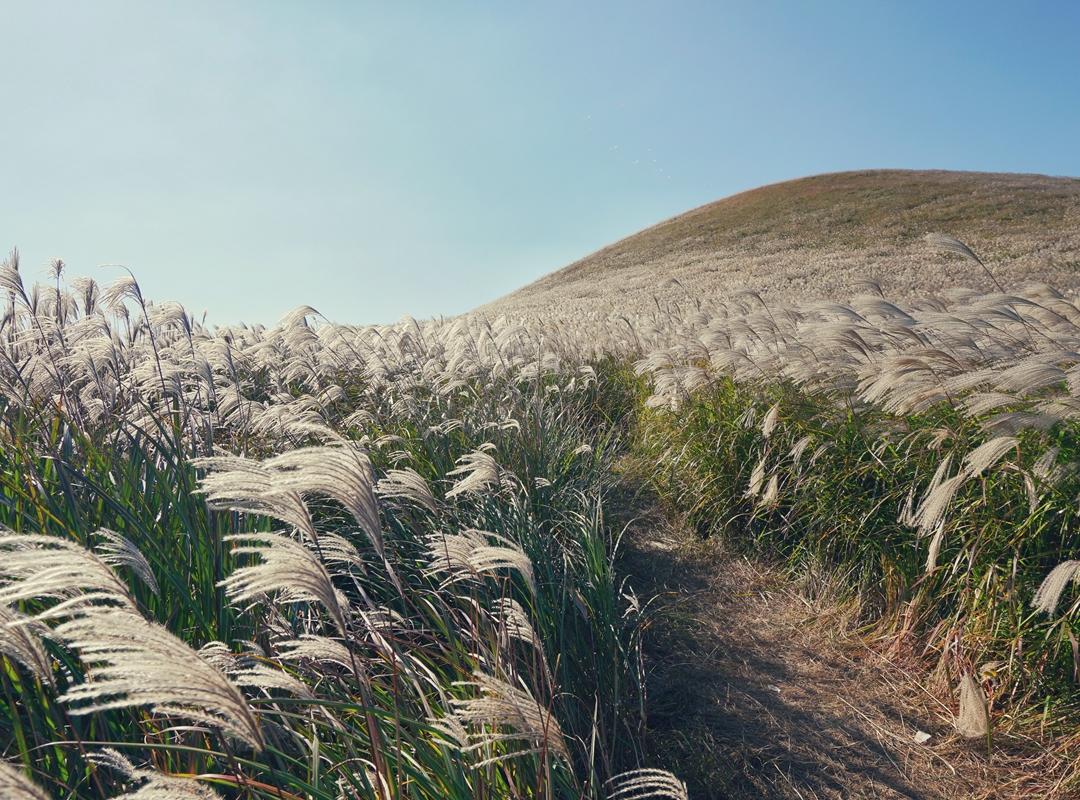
[2,2,1079,324]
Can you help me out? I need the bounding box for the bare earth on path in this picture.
[620,503,1069,799]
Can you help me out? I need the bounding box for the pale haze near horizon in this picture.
[2,1,1079,325]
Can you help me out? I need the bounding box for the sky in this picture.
[2,2,1079,325]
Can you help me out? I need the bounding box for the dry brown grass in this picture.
[482,170,1080,319]
[618,500,1075,799]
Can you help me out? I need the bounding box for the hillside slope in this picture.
[480,170,1080,318]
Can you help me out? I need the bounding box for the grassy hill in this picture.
[482,170,1080,317]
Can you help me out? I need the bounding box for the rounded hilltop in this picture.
[479,169,1080,318]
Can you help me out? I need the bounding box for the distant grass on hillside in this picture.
[481,170,1080,319]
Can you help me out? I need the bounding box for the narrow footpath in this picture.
[619,499,1070,800]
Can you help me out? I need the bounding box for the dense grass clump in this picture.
[0,251,687,799]
[0,363,674,799]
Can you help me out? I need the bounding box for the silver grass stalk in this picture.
[1023,472,1039,515]
[194,456,319,544]
[220,532,348,635]
[1032,560,1080,614]
[88,748,224,799]
[607,768,690,800]
[277,634,354,671]
[93,528,159,595]
[789,434,813,466]
[0,758,51,800]
[1032,446,1061,481]
[995,361,1066,394]
[195,640,242,672]
[428,712,471,750]
[910,454,961,534]
[898,484,918,527]
[925,521,946,574]
[963,391,1019,417]
[962,435,1019,479]
[427,529,536,595]
[265,446,382,547]
[760,403,780,439]
[0,249,28,303]
[55,607,263,750]
[925,233,1005,293]
[118,777,224,798]
[493,596,541,648]
[492,596,553,688]
[376,467,439,514]
[0,604,53,684]
[197,642,314,699]
[451,671,569,764]
[760,473,779,508]
[914,474,965,533]
[925,233,982,263]
[746,456,766,499]
[446,447,515,499]
[0,531,135,614]
[314,531,364,571]
[233,663,315,700]
[100,275,143,312]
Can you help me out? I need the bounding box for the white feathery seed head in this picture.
[427,529,536,595]
[88,748,224,798]
[0,759,51,800]
[746,456,766,499]
[277,634,355,671]
[265,445,383,549]
[913,474,965,534]
[1032,446,1061,482]
[607,768,690,800]
[93,528,159,595]
[376,467,439,514]
[761,403,780,439]
[962,435,1019,479]
[0,604,53,684]
[760,473,779,508]
[450,671,568,764]
[55,607,263,750]
[925,521,947,574]
[493,596,541,650]
[194,456,318,544]
[1032,560,1080,615]
[0,530,134,614]
[220,531,349,636]
[446,447,516,499]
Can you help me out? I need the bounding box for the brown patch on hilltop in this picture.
[481,170,1080,319]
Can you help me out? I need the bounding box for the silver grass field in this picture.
[1,233,1080,797]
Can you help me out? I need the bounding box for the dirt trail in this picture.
[620,504,1063,800]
